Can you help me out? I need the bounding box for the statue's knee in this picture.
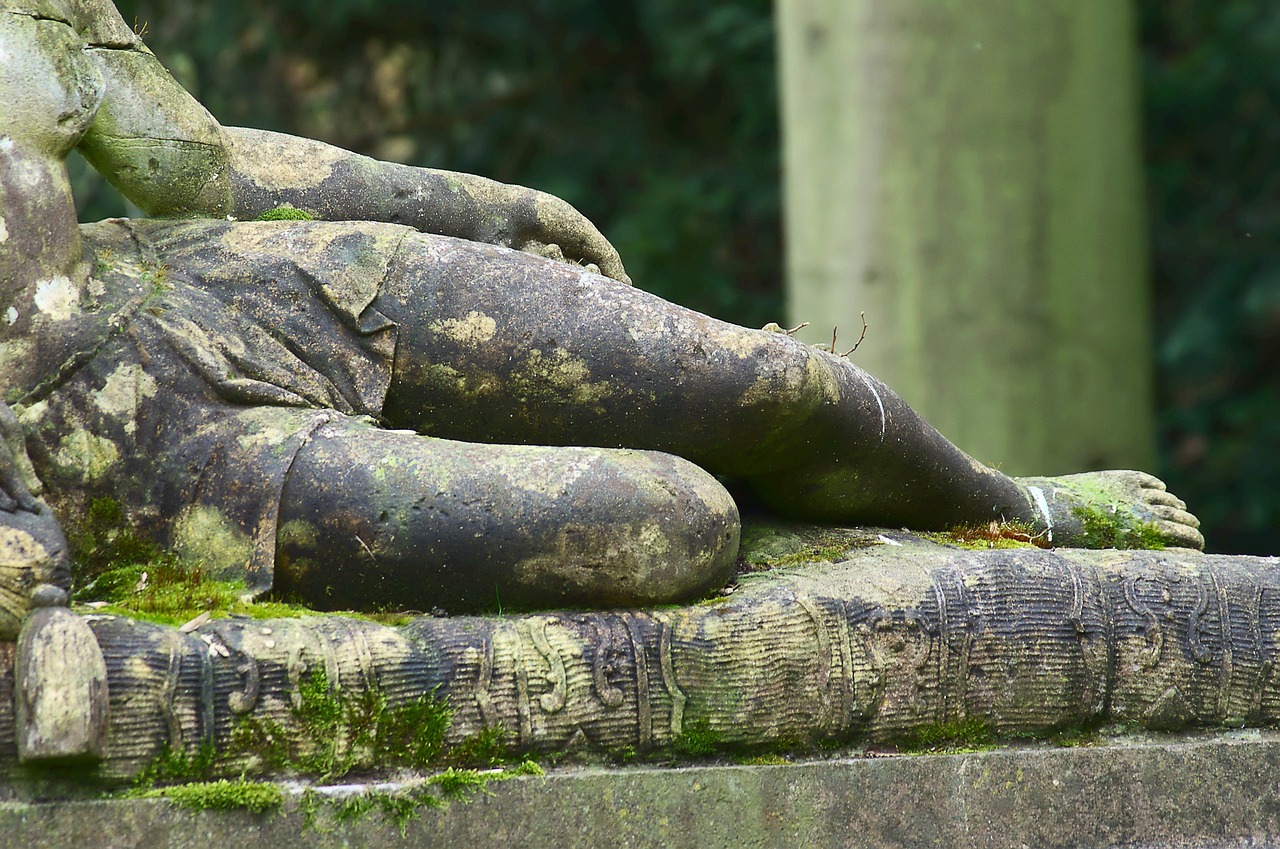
[509,449,740,608]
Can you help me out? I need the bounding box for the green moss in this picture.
[890,718,997,754]
[70,500,419,625]
[738,522,877,571]
[138,259,171,294]
[923,520,1047,551]
[95,246,117,275]
[671,718,722,757]
[431,767,490,801]
[230,668,452,780]
[1073,504,1166,551]
[72,497,174,588]
[140,778,284,814]
[443,724,510,767]
[254,205,315,221]
[132,741,219,788]
[735,753,788,766]
[608,745,639,764]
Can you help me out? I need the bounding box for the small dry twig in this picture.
[839,312,868,357]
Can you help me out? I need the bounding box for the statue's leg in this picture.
[273,416,739,611]
[376,236,1202,548]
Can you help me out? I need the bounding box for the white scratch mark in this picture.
[1028,485,1054,543]
[857,371,887,441]
[877,534,903,547]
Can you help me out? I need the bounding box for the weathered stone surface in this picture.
[15,607,108,762]
[3,732,1280,848]
[0,540,1274,782]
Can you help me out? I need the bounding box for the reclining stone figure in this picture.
[5,0,1261,781]
[1,0,1203,639]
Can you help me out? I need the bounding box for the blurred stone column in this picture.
[777,0,1154,474]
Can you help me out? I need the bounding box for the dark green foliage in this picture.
[98,0,782,328]
[1140,1,1280,554]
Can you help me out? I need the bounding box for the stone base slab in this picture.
[4,731,1280,848]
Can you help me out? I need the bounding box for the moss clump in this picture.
[1073,504,1166,551]
[891,717,997,754]
[138,259,171,294]
[254,205,314,221]
[924,520,1048,551]
[230,668,453,780]
[140,778,284,814]
[72,498,175,587]
[736,753,788,766]
[132,742,219,787]
[671,718,722,757]
[71,498,414,625]
[442,723,510,767]
[738,522,877,571]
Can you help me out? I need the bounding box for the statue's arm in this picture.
[217,128,631,282]
[74,3,628,282]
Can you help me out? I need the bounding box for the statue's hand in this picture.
[0,402,70,635]
[0,403,42,515]
[503,189,632,285]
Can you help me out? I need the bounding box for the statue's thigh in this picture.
[274,415,738,613]
[377,234,837,469]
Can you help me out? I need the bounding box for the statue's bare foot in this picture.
[1016,470,1204,551]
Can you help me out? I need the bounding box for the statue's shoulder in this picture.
[67,0,146,49]
[1,0,144,49]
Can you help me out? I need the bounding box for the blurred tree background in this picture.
[76,0,1277,554]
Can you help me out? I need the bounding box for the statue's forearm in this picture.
[218,128,629,281]
[76,41,521,242]
[220,127,528,243]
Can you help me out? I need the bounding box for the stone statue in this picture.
[0,0,1203,638]
[0,0,1239,778]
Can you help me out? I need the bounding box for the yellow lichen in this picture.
[171,505,254,580]
[53,428,120,481]
[513,348,613,406]
[92,363,158,434]
[429,311,497,346]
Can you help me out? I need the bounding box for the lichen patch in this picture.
[429,311,498,346]
[171,505,254,580]
[53,428,120,481]
[228,130,345,191]
[514,347,613,406]
[33,275,81,321]
[92,363,158,433]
